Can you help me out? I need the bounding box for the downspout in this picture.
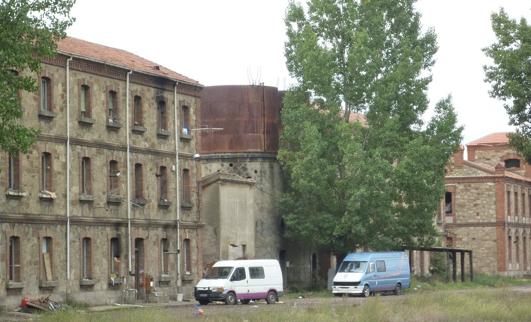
[66,56,73,282]
[174,82,182,300]
[126,71,133,275]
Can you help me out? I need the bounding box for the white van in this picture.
[194,259,283,305]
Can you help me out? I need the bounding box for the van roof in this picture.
[343,252,407,261]
[213,259,279,267]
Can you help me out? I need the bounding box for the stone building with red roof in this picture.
[0,37,202,308]
[441,132,531,275]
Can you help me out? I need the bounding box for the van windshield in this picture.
[338,261,367,273]
[205,266,233,279]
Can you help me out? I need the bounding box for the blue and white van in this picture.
[332,252,410,297]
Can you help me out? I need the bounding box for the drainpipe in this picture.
[174,82,182,300]
[66,56,73,282]
[126,71,133,275]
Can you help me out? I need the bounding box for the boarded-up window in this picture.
[81,157,92,194]
[8,152,20,190]
[41,152,52,191]
[40,77,51,111]
[182,105,190,136]
[109,160,119,194]
[108,90,118,122]
[80,85,91,117]
[158,100,167,130]
[133,95,143,126]
[182,168,191,204]
[183,238,191,274]
[82,237,92,279]
[110,237,121,275]
[161,238,169,275]
[41,237,53,281]
[134,163,144,199]
[159,166,168,201]
[8,236,21,282]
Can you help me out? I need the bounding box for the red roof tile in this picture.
[467,132,511,146]
[57,37,200,86]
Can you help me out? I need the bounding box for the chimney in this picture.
[453,146,464,167]
[467,146,476,161]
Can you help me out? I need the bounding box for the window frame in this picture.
[161,238,169,275]
[107,90,118,123]
[80,84,92,118]
[110,237,121,276]
[108,160,119,195]
[8,236,21,282]
[134,163,144,200]
[82,237,93,280]
[157,99,167,131]
[182,168,191,205]
[41,236,54,281]
[81,157,92,195]
[40,77,52,112]
[183,238,191,275]
[376,260,386,272]
[249,266,265,279]
[41,152,53,191]
[8,152,20,191]
[133,95,143,126]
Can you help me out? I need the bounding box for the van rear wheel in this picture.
[198,300,209,305]
[394,283,402,295]
[240,299,251,304]
[266,291,277,304]
[225,292,237,305]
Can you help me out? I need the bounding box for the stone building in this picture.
[441,132,531,275]
[0,37,203,309]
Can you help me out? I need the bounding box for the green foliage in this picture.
[280,0,462,252]
[484,9,531,162]
[0,0,75,153]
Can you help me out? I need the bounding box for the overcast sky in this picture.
[67,0,530,144]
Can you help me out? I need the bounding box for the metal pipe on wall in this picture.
[126,70,133,274]
[66,56,73,281]
[174,82,183,300]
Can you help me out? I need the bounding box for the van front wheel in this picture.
[266,291,277,304]
[362,285,370,298]
[225,292,237,305]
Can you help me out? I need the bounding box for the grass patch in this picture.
[409,274,531,293]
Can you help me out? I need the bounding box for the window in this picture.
[182,168,191,204]
[82,238,92,279]
[515,192,519,216]
[107,90,118,123]
[183,238,191,274]
[508,235,513,263]
[249,267,265,279]
[41,152,52,191]
[516,236,520,264]
[133,96,143,126]
[376,260,386,272]
[8,152,20,190]
[8,236,21,282]
[529,194,531,218]
[81,157,92,195]
[41,237,53,281]
[524,236,528,269]
[161,238,169,275]
[158,166,168,202]
[507,190,512,216]
[80,85,91,118]
[109,160,119,194]
[523,192,526,217]
[40,77,51,111]
[157,100,167,131]
[444,191,452,215]
[230,267,246,281]
[505,159,521,169]
[368,262,375,273]
[134,163,144,199]
[182,105,190,136]
[110,238,120,275]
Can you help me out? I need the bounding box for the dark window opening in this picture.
[159,166,168,201]
[505,159,521,169]
[8,236,21,282]
[184,239,191,274]
[182,168,191,204]
[445,191,452,214]
[110,237,121,275]
[108,90,118,123]
[182,105,190,136]
[41,152,52,191]
[40,77,51,111]
[133,95,143,126]
[109,160,119,194]
[134,163,144,199]
[8,152,20,190]
[158,100,167,131]
[80,85,91,118]
[81,157,92,195]
[161,238,169,275]
[82,237,92,279]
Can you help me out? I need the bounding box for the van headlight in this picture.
[213,287,224,293]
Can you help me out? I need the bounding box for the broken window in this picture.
[8,236,21,282]
[133,95,143,126]
[40,77,51,112]
[182,105,190,136]
[182,168,191,204]
[110,237,121,275]
[81,157,92,195]
[161,238,169,275]
[183,239,191,274]
[505,159,520,169]
[444,191,452,215]
[41,237,53,281]
[108,90,118,123]
[109,160,119,195]
[41,152,52,191]
[158,100,167,131]
[8,152,20,190]
[80,84,91,118]
[82,237,92,279]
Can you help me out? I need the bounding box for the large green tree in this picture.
[279,0,462,252]
[0,0,75,153]
[484,9,531,162]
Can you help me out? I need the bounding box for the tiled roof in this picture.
[57,37,200,86]
[459,160,531,183]
[467,132,510,146]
